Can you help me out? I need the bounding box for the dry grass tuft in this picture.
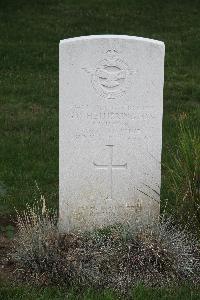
[11,196,200,293]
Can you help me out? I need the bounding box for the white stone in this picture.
[59,35,165,232]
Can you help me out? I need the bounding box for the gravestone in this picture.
[59,35,165,232]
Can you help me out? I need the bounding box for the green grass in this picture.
[163,122,200,225]
[0,284,200,300]
[0,0,200,214]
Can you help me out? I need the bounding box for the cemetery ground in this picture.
[0,0,200,299]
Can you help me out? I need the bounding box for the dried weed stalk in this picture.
[11,197,200,293]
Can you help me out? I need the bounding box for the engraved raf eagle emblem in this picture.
[96,68,126,88]
[82,49,133,99]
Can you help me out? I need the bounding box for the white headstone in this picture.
[59,35,165,232]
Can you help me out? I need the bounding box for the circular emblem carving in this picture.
[91,55,131,99]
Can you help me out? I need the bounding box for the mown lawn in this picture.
[0,0,199,215]
[0,284,200,300]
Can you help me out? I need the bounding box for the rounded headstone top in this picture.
[60,35,165,48]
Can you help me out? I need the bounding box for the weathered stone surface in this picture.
[59,35,165,232]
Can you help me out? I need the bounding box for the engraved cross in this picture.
[93,145,127,200]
